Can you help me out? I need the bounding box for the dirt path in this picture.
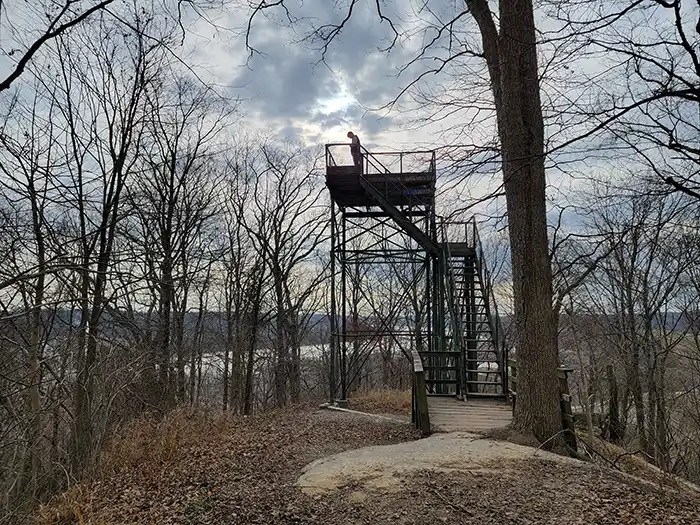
[297,431,579,494]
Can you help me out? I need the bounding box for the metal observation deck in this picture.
[325,143,508,432]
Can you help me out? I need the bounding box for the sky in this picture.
[175,0,520,234]
[0,0,695,230]
[0,0,695,315]
[185,0,440,150]
[178,0,615,228]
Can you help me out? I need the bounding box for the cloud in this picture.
[210,0,425,146]
[235,45,341,120]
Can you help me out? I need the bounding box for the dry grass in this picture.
[36,407,239,525]
[35,406,419,525]
[35,485,104,525]
[349,389,412,416]
[99,407,230,475]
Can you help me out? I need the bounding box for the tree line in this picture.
[0,3,348,519]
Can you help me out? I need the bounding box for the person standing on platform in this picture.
[347,131,362,172]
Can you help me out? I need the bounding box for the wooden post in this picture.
[508,359,517,411]
[411,378,416,424]
[558,367,578,451]
[412,350,430,435]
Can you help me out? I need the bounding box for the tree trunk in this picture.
[175,290,187,403]
[468,0,562,443]
[159,254,173,407]
[243,320,258,416]
[189,311,198,403]
[25,280,44,499]
[628,337,647,455]
[223,297,232,411]
[230,332,241,413]
[655,353,669,470]
[191,281,208,405]
[24,180,46,499]
[289,317,301,402]
[572,318,594,443]
[606,364,623,444]
[71,263,91,474]
[274,277,287,407]
[230,277,243,413]
[244,268,264,415]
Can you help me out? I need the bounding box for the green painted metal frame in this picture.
[326,143,507,413]
[327,144,443,407]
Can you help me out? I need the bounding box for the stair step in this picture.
[425,379,458,385]
[426,393,458,398]
[424,366,459,371]
[463,392,508,398]
[465,380,504,385]
[465,369,500,374]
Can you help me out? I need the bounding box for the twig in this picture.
[430,487,473,515]
[533,429,570,456]
[580,439,623,471]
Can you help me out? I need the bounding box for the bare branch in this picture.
[0,0,115,93]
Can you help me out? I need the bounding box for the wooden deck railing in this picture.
[507,360,577,450]
[411,350,430,434]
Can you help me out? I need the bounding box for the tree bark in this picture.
[223,326,231,411]
[274,273,288,407]
[289,323,301,402]
[243,317,258,415]
[23,169,47,499]
[244,265,264,415]
[654,352,669,470]
[467,0,562,443]
[175,283,188,403]
[606,364,623,444]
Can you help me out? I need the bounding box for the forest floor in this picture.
[37,394,700,525]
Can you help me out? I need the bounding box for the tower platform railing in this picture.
[325,143,436,176]
[325,143,437,225]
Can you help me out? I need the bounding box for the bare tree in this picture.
[542,1,698,196]
[0,79,65,507]
[567,183,694,468]
[0,0,115,93]
[128,73,229,406]
[219,149,270,413]
[241,142,328,407]
[48,8,165,473]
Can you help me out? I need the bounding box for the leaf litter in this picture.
[38,407,700,525]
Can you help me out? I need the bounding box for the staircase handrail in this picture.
[472,222,507,386]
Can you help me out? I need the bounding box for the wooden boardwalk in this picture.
[428,396,512,432]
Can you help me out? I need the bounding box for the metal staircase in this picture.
[358,176,439,254]
[439,222,506,397]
